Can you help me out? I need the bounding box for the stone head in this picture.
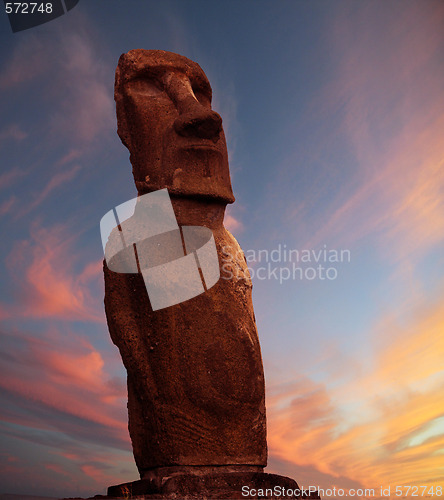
[115,49,235,204]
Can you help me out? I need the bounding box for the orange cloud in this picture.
[267,287,444,494]
[374,298,444,389]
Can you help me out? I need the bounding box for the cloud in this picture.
[47,30,114,144]
[80,464,120,486]
[0,36,50,89]
[0,328,128,450]
[267,378,337,472]
[0,419,135,496]
[0,196,17,217]
[271,1,444,270]
[0,166,25,191]
[224,203,245,235]
[307,109,444,263]
[44,462,70,476]
[266,285,444,493]
[0,17,114,146]
[224,213,244,234]
[5,222,104,323]
[0,124,27,145]
[374,293,444,390]
[15,164,82,217]
[267,378,444,493]
[211,79,239,166]
[56,149,82,167]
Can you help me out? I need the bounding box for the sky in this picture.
[0,0,443,498]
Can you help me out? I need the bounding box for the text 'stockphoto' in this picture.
[101,50,320,499]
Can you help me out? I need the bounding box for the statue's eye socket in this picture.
[193,88,211,107]
[128,78,166,97]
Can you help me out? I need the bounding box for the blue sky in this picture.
[0,1,444,497]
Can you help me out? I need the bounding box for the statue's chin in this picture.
[134,147,234,203]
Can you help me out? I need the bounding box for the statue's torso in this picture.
[104,225,267,473]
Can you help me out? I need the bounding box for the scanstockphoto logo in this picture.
[100,189,220,311]
[3,0,79,33]
[221,244,351,284]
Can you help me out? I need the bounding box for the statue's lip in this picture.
[182,142,221,151]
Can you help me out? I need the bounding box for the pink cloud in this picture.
[224,213,244,234]
[81,464,119,486]
[0,303,12,321]
[224,204,244,234]
[0,328,128,446]
[0,195,17,217]
[56,149,82,166]
[0,35,49,89]
[60,451,82,461]
[6,222,104,322]
[44,463,69,476]
[0,124,27,144]
[0,166,25,191]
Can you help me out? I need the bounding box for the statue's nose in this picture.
[174,105,222,140]
[165,72,222,141]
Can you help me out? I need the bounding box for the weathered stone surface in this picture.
[104,50,267,474]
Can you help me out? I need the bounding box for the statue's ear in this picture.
[114,64,132,151]
[116,102,131,151]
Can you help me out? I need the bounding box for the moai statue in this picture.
[103,50,319,499]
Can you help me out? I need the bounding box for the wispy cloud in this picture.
[0,35,49,89]
[0,17,114,146]
[0,328,127,449]
[0,166,25,191]
[273,1,444,270]
[56,149,82,167]
[48,31,114,143]
[0,420,135,496]
[224,203,245,235]
[80,463,121,486]
[0,195,17,217]
[0,124,27,144]
[16,164,82,217]
[224,214,244,235]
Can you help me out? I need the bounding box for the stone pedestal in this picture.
[107,469,321,499]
